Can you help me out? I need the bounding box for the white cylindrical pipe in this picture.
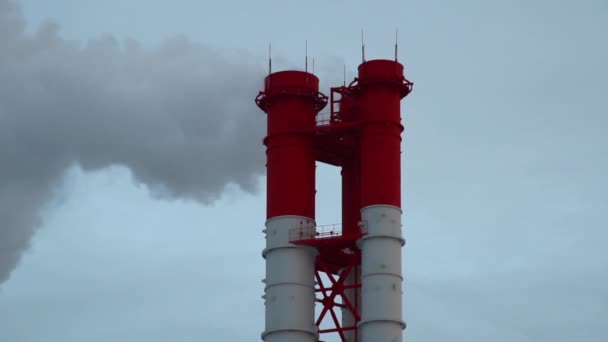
[358,205,405,342]
[262,215,318,342]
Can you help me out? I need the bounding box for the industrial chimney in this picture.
[256,54,413,342]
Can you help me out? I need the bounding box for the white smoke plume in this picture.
[0,0,267,284]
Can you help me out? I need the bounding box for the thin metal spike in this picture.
[268,42,272,76]
[305,40,308,73]
[268,42,272,88]
[395,28,399,61]
[312,57,315,75]
[343,64,346,86]
[361,30,365,62]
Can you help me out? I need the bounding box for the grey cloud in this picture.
[0,0,266,284]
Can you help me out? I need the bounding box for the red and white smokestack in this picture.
[357,60,410,342]
[256,71,327,342]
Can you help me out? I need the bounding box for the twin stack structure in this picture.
[256,54,413,342]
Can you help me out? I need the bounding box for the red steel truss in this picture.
[290,225,365,342]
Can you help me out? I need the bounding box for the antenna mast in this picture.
[361,30,366,62]
[268,42,272,75]
[305,40,308,72]
[395,28,399,61]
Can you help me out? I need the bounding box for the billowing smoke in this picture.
[0,0,267,284]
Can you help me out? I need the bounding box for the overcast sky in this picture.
[1,0,607,341]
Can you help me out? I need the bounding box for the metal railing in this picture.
[316,111,331,126]
[289,223,342,242]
